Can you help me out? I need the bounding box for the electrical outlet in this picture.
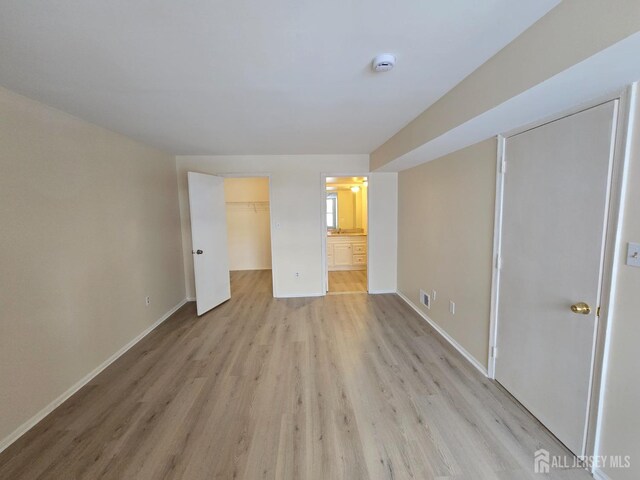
[420,289,431,309]
[449,300,455,315]
[295,272,300,278]
[145,296,151,306]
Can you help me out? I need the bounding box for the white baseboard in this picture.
[190,292,325,300]
[327,291,368,296]
[0,297,188,455]
[592,468,611,480]
[368,289,396,294]
[396,291,488,377]
[277,292,324,298]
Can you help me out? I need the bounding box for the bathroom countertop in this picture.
[327,232,367,237]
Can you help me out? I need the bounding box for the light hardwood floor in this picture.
[328,269,367,293]
[0,270,590,479]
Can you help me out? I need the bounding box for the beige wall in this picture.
[224,177,270,202]
[176,155,370,298]
[597,88,640,480]
[372,0,640,170]
[397,139,496,367]
[224,178,272,271]
[0,87,185,447]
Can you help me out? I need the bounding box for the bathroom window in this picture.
[326,194,337,229]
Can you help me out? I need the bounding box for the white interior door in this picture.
[188,172,231,316]
[495,101,618,456]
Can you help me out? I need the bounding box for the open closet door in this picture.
[188,172,230,315]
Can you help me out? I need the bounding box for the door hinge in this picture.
[491,346,497,358]
[495,255,502,270]
[500,159,506,174]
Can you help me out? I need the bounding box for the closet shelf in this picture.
[225,201,270,213]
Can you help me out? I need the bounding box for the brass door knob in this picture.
[571,302,591,315]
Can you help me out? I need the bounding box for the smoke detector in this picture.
[372,54,396,73]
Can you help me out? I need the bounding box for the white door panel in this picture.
[188,172,231,316]
[496,101,617,456]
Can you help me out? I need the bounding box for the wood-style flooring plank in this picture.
[328,270,367,293]
[0,270,591,480]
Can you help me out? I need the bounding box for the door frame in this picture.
[320,173,369,294]
[217,173,278,298]
[487,86,635,461]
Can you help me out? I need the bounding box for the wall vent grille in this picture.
[420,290,431,309]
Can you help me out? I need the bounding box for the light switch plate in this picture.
[627,242,640,267]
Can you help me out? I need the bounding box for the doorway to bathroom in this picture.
[323,176,368,294]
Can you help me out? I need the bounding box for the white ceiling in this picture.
[0,0,559,155]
